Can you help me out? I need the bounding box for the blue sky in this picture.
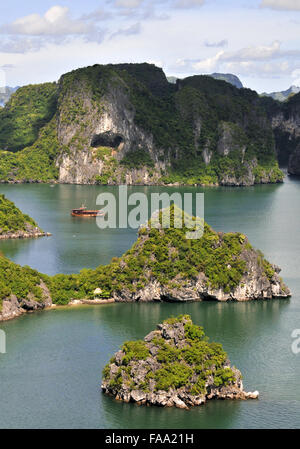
[1,0,300,92]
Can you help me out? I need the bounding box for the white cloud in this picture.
[0,6,89,36]
[291,69,300,85]
[174,39,300,82]
[193,52,224,72]
[221,41,282,62]
[223,41,300,62]
[260,0,300,10]
[204,39,228,48]
[0,37,45,53]
[115,0,144,9]
[110,23,141,39]
[292,68,300,78]
[223,60,291,77]
[0,6,108,53]
[81,8,112,21]
[0,64,14,70]
[175,0,205,8]
[147,59,163,67]
[186,41,300,74]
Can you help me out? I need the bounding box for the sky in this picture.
[1,0,300,93]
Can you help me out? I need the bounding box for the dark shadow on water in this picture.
[287,173,300,183]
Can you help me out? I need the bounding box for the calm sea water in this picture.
[0,178,299,429]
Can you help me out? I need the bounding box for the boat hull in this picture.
[71,210,104,217]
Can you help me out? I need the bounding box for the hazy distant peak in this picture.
[261,85,300,102]
[0,86,19,107]
[210,73,243,89]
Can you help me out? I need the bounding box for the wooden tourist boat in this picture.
[71,204,105,217]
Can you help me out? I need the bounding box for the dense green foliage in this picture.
[47,205,250,303]
[0,254,49,313]
[0,83,57,152]
[0,194,40,234]
[0,63,286,185]
[0,196,45,310]
[0,206,276,307]
[120,148,154,169]
[103,315,236,395]
[0,118,59,182]
[113,68,282,184]
[121,340,151,365]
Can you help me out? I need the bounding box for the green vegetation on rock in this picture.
[0,118,59,182]
[46,205,249,303]
[0,63,287,186]
[120,149,154,169]
[0,83,57,152]
[101,315,249,408]
[0,194,41,234]
[0,206,290,312]
[0,255,45,302]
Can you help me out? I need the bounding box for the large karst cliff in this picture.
[0,63,292,186]
[263,92,300,175]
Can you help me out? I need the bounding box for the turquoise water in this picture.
[0,178,299,428]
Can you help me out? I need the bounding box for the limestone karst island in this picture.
[102,315,259,409]
[0,205,290,322]
[0,0,299,434]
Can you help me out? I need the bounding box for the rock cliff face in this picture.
[102,315,259,408]
[112,227,290,303]
[0,280,52,322]
[288,146,300,175]
[0,63,284,186]
[3,64,300,185]
[267,92,300,172]
[56,66,163,184]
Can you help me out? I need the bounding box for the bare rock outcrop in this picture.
[0,281,52,322]
[0,228,51,240]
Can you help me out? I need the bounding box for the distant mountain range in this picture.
[167,73,244,89]
[210,73,243,89]
[260,85,300,102]
[0,86,19,107]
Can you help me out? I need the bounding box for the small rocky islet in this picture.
[102,315,259,409]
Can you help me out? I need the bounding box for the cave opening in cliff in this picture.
[91,131,124,148]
